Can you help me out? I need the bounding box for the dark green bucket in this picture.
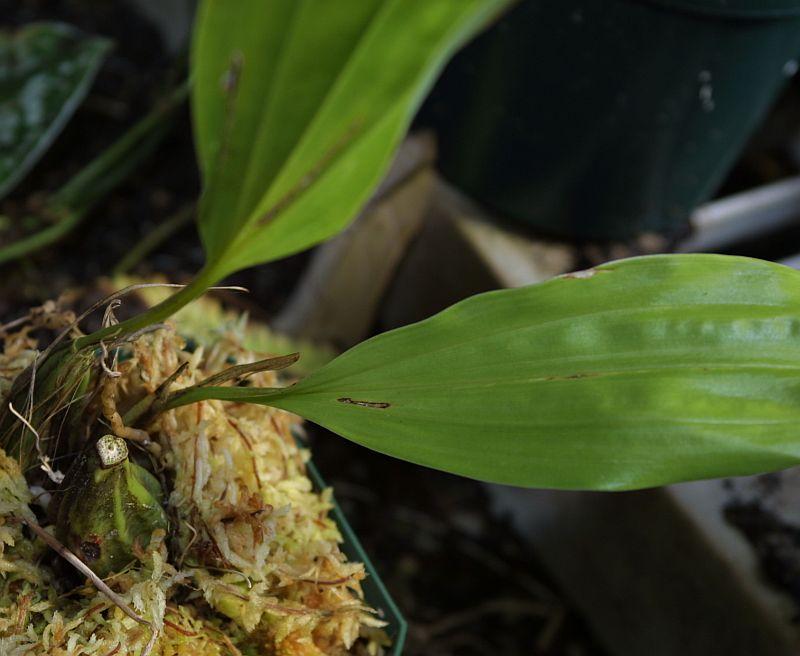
[427,0,800,241]
[306,460,407,655]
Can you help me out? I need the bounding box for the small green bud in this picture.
[54,436,168,577]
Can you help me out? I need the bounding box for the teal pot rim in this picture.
[632,0,800,18]
[306,458,408,655]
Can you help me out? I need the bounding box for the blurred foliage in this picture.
[0,22,110,200]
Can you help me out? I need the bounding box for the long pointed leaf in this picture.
[184,255,800,490]
[191,0,510,277]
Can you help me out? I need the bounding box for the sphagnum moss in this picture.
[0,312,387,655]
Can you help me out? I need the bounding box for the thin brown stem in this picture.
[22,517,150,627]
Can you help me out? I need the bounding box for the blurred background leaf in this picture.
[0,22,111,200]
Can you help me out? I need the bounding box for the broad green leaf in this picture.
[172,255,800,490]
[0,22,111,200]
[191,0,510,278]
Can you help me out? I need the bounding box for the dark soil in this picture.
[725,477,800,620]
[309,426,604,656]
[0,3,605,655]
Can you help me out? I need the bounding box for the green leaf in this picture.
[0,22,111,200]
[174,255,800,490]
[191,0,510,278]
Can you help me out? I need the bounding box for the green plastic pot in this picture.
[427,0,800,241]
[306,460,407,655]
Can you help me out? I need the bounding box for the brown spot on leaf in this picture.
[545,372,599,381]
[337,397,391,409]
[80,540,101,562]
[221,51,244,94]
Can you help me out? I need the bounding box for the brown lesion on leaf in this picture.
[545,372,599,381]
[212,51,245,172]
[221,51,244,95]
[79,538,102,563]
[256,118,366,228]
[337,397,390,409]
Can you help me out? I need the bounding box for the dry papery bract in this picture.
[0,317,388,655]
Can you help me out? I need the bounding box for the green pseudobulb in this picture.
[54,435,168,577]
